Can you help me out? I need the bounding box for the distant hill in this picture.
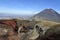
[0,13,20,18]
[31,9,60,22]
[0,13,29,20]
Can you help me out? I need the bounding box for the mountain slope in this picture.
[32,9,60,22]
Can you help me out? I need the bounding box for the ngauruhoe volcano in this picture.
[32,9,60,22]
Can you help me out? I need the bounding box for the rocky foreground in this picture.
[0,19,60,40]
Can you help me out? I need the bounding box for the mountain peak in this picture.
[42,8,56,12]
[37,8,59,15]
[32,9,60,22]
[43,8,54,10]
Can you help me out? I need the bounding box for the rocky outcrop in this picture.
[36,24,60,40]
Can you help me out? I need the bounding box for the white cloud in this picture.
[0,7,38,15]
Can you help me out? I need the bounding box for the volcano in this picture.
[32,9,60,22]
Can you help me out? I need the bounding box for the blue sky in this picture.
[0,0,60,15]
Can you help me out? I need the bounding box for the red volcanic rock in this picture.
[0,19,17,29]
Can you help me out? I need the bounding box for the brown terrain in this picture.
[0,19,38,40]
[0,19,18,40]
[0,19,60,40]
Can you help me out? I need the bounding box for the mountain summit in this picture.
[32,9,60,22]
